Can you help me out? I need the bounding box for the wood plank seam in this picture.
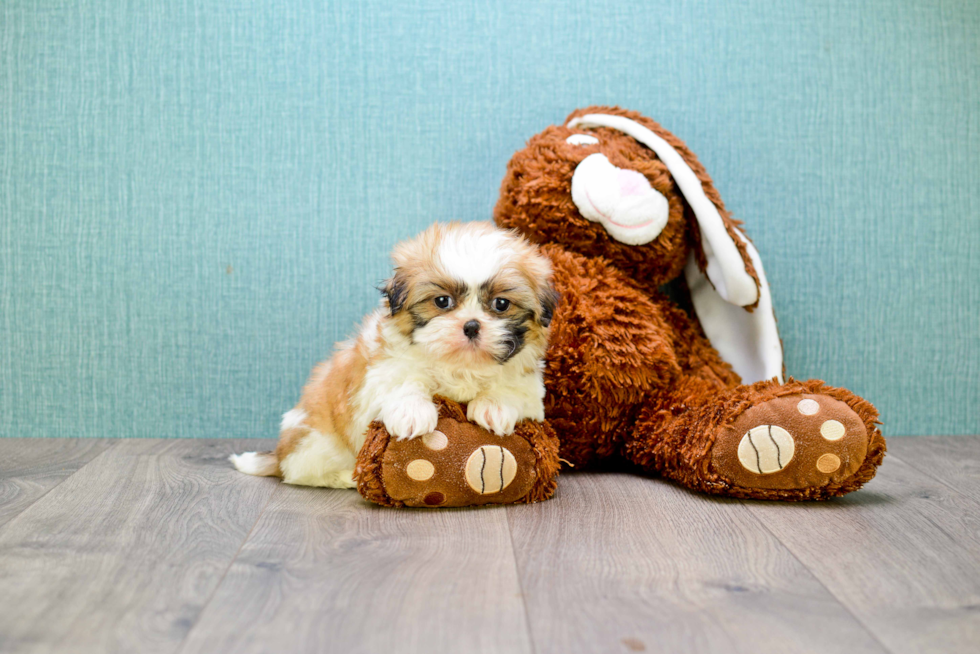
[0,439,120,533]
[738,453,980,654]
[884,451,980,510]
[506,506,541,654]
[174,481,279,654]
[0,439,283,653]
[735,498,896,654]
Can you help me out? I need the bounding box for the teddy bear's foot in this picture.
[711,393,875,492]
[355,397,561,508]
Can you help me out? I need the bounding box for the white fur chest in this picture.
[426,364,506,403]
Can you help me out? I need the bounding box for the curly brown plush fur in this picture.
[491,106,885,500]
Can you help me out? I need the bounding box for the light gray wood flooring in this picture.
[0,436,977,654]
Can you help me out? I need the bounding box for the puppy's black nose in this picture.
[463,320,481,340]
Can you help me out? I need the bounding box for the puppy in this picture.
[231,221,558,488]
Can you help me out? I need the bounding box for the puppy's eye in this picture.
[434,296,453,309]
[492,298,510,312]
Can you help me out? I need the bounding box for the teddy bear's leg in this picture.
[625,377,886,500]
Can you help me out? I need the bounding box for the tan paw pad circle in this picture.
[797,399,820,415]
[737,426,795,474]
[820,420,846,441]
[465,445,517,494]
[816,453,841,473]
[422,430,448,451]
[406,459,435,481]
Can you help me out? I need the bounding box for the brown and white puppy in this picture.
[231,221,557,488]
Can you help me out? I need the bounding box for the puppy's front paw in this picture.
[467,398,520,436]
[383,399,439,441]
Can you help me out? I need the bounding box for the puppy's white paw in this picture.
[468,398,520,436]
[383,399,439,441]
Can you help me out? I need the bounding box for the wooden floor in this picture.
[0,438,978,654]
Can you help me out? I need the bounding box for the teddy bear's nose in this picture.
[617,168,652,197]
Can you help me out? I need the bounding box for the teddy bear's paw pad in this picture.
[712,395,869,490]
[380,419,538,507]
[736,426,795,474]
[465,445,518,494]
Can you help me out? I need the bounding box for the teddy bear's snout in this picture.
[570,153,669,246]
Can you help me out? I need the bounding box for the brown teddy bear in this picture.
[356,106,885,505]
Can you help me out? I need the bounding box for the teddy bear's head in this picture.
[494,106,786,385]
[494,106,760,306]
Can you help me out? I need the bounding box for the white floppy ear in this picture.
[684,232,784,383]
[567,112,783,383]
[567,113,758,307]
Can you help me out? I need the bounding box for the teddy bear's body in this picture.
[494,107,885,500]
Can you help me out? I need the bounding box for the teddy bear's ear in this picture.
[567,110,783,383]
[683,236,784,384]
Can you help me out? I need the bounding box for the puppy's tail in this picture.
[229,451,280,477]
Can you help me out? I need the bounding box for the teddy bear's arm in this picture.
[541,244,685,464]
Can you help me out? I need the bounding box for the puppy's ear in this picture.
[517,241,560,328]
[537,285,560,328]
[381,272,408,315]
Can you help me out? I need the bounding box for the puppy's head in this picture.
[382,222,557,366]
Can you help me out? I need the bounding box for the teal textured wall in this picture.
[2,0,978,439]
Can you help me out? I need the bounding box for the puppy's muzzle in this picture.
[570,153,669,246]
